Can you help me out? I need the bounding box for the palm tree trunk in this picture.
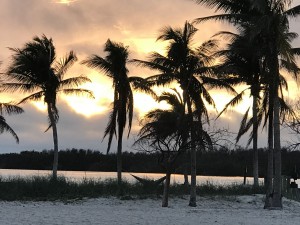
[252,95,259,187]
[268,45,282,208]
[162,171,171,207]
[264,115,274,208]
[183,151,189,187]
[272,78,282,209]
[48,104,58,180]
[264,84,274,209]
[187,96,197,207]
[117,133,123,194]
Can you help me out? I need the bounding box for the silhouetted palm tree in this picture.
[4,35,93,179]
[135,89,188,207]
[82,39,153,191]
[214,31,266,187]
[133,22,235,206]
[194,0,300,208]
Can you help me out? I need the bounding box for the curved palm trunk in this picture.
[48,103,58,180]
[252,95,259,187]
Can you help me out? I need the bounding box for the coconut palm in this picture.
[134,89,187,207]
[82,39,154,191]
[194,0,300,208]
[216,30,297,187]
[213,31,264,187]
[4,35,93,180]
[133,21,235,206]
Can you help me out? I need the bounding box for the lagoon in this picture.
[0,169,264,186]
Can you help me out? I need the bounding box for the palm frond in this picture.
[18,91,44,104]
[217,89,248,118]
[194,14,246,25]
[126,89,134,138]
[0,115,19,143]
[0,102,24,115]
[59,76,92,89]
[2,82,41,94]
[284,5,300,18]
[128,76,156,98]
[82,55,113,77]
[61,89,94,99]
[236,107,251,142]
[103,101,117,154]
[54,51,77,80]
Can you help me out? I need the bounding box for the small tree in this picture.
[134,89,188,207]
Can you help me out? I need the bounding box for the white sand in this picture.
[1,195,300,225]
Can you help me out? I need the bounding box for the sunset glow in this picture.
[31,102,47,112]
[64,97,108,117]
[0,0,298,152]
[54,0,77,4]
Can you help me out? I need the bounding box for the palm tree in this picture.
[82,39,153,191]
[134,89,187,207]
[4,35,93,180]
[0,102,23,143]
[213,31,266,187]
[133,22,235,206]
[194,0,300,208]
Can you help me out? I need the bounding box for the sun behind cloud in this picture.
[53,0,77,5]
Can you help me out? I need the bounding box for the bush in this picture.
[0,176,265,201]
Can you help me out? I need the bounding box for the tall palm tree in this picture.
[0,102,23,143]
[82,39,153,191]
[194,0,300,208]
[133,22,235,206]
[213,31,264,187]
[4,35,93,180]
[215,30,296,187]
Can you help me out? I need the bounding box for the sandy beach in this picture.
[1,195,300,225]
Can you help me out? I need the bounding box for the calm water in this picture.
[0,169,264,186]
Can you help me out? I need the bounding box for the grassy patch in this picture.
[0,176,265,201]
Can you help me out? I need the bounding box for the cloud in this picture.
[0,0,299,154]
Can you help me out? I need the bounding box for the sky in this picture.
[0,0,299,154]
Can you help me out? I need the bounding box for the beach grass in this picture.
[0,175,265,201]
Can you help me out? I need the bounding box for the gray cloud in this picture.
[0,0,299,154]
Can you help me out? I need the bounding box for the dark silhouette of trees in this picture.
[194,0,300,209]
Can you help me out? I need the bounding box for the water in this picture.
[0,169,264,186]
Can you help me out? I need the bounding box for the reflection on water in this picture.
[0,169,264,186]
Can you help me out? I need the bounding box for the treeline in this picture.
[0,148,299,177]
